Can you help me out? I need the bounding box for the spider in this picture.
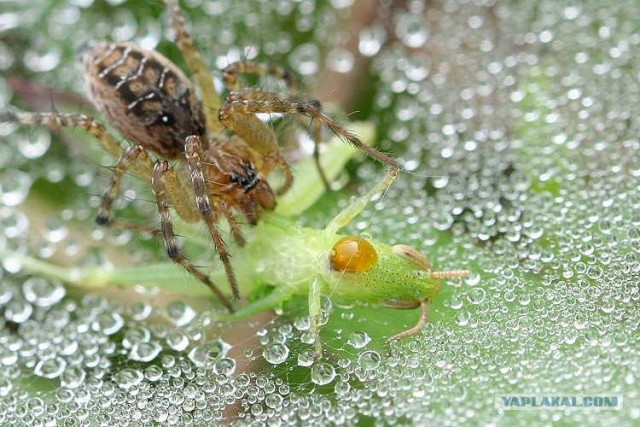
[1,0,400,311]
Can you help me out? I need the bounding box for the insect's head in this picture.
[328,236,469,305]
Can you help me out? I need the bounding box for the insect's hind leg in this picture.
[152,160,234,311]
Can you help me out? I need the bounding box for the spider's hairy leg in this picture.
[0,109,198,228]
[97,145,158,234]
[153,160,234,311]
[223,61,295,92]
[164,0,222,133]
[184,135,241,300]
[0,110,154,178]
[218,98,293,195]
[221,92,401,170]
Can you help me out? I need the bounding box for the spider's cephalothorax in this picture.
[1,0,401,312]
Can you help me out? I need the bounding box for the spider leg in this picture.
[220,90,401,172]
[164,0,223,133]
[96,145,158,234]
[0,110,153,178]
[223,61,294,92]
[153,160,234,311]
[184,135,241,299]
[0,110,200,229]
[218,98,293,195]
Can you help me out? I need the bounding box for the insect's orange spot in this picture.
[330,237,378,272]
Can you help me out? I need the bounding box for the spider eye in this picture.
[330,236,378,273]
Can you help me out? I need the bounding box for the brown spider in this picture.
[1,0,400,311]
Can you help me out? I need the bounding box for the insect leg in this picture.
[184,135,241,299]
[386,300,429,344]
[164,0,223,133]
[325,167,399,235]
[308,277,324,355]
[152,160,234,311]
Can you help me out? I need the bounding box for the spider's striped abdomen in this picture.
[81,42,206,159]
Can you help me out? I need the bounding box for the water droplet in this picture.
[347,331,371,348]
[289,43,319,76]
[34,357,66,379]
[0,170,32,206]
[358,351,381,370]
[165,300,196,326]
[4,298,32,323]
[310,362,336,385]
[326,48,354,74]
[395,13,428,48]
[129,341,162,362]
[60,366,86,389]
[22,277,65,307]
[114,368,143,389]
[263,343,289,365]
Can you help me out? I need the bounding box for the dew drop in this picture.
[129,341,162,362]
[34,356,66,379]
[263,343,289,365]
[358,351,381,371]
[310,361,336,385]
[17,128,51,159]
[114,368,143,389]
[22,277,65,307]
[165,300,196,326]
[0,170,32,206]
[395,13,428,48]
[347,331,372,349]
[60,366,86,389]
[289,43,319,76]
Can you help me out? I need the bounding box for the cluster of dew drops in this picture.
[1,0,640,425]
